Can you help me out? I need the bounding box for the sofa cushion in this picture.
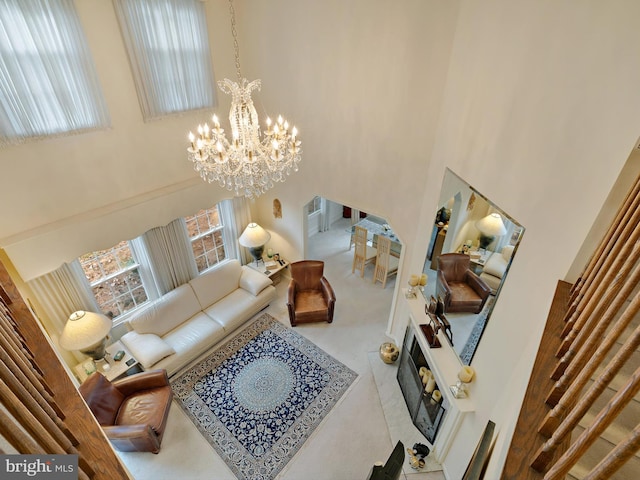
[502,244,515,261]
[152,313,226,375]
[239,266,273,296]
[189,260,242,310]
[120,331,176,369]
[129,283,201,337]
[204,285,276,332]
[483,249,510,279]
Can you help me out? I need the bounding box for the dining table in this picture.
[353,218,402,257]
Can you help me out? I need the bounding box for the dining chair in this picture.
[373,235,399,288]
[352,225,377,278]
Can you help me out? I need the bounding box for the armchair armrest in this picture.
[286,280,298,323]
[465,271,491,299]
[103,424,161,453]
[113,369,169,397]
[320,277,336,303]
[320,277,336,322]
[286,280,298,307]
[436,270,452,305]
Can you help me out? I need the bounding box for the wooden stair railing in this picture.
[503,171,640,479]
[0,258,130,479]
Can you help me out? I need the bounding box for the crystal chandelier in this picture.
[187,0,301,199]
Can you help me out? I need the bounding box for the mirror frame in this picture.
[423,169,524,365]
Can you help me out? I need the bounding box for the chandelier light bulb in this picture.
[186,77,301,199]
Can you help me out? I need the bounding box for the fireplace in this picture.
[396,325,447,444]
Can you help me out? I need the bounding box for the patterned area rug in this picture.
[171,313,357,480]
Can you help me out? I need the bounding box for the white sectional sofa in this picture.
[120,259,276,376]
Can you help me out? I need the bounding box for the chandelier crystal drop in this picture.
[187,0,301,199]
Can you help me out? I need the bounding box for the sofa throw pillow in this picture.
[239,266,273,296]
[502,244,515,261]
[121,331,175,369]
[482,255,507,278]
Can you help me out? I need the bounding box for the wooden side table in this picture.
[74,340,141,383]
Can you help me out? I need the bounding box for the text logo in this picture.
[0,455,77,479]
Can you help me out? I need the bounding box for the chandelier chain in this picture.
[228,0,242,80]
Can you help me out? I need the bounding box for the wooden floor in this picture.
[501,280,572,480]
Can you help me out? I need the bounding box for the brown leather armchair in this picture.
[287,260,336,326]
[436,253,491,314]
[79,369,172,453]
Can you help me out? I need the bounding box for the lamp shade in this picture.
[239,223,271,248]
[476,213,507,237]
[59,311,112,352]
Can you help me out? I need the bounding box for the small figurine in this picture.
[406,448,424,470]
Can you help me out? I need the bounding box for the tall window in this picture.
[79,241,148,318]
[0,0,109,144]
[113,0,216,120]
[186,206,227,273]
[307,196,321,215]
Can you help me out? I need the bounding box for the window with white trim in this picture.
[0,0,109,144]
[185,206,227,273]
[307,196,321,215]
[79,241,148,319]
[112,0,216,120]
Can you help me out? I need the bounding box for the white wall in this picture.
[407,2,640,478]
[2,1,640,477]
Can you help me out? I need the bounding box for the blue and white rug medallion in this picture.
[171,313,357,480]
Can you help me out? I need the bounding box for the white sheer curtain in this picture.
[112,0,216,120]
[27,260,99,364]
[136,218,197,296]
[319,197,330,232]
[0,0,110,145]
[220,197,252,265]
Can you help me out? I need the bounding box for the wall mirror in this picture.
[422,169,524,365]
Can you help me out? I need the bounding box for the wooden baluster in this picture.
[558,212,640,350]
[582,423,640,480]
[541,305,640,435]
[0,370,78,452]
[0,408,44,454]
[0,382,68,454]
[531,316,640,470]
[543,364,640,480]
[0,334,64,419]
[567,174,640,303]
[548,248,640,396]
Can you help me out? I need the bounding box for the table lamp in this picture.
[475,213,507,251]
[239,222,271,265]
[59,310,112,362]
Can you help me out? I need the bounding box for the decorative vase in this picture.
[379,342,399,364]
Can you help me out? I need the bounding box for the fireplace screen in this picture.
[396,325,446,444]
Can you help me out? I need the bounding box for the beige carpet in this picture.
[117,217,445,480]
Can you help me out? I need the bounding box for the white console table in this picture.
[401,291,475,463]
